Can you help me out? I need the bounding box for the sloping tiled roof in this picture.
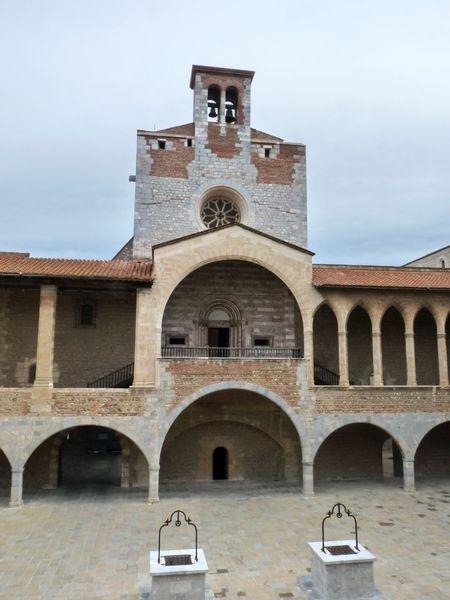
[140,123,285,143]
[0,253,152,282]
[313,265,450,290]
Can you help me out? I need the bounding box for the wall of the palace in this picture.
[162,261,303,349]
[54,290,135,387]
[406,247,450,268]
[0,288,39,386]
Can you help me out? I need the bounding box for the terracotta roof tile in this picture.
[313,265,450,290]
[0,253,152,282]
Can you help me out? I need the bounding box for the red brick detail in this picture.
[251,145,304,184]
[162,359,301,412]
[315,387,450,413]
[205,124,240,158]
[146,138,194,179]
[0,390,31,415]
[52,391,145,416]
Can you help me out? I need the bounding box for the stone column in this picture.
[303,327,314,386]
[405,327,416,386]
[371,329,383,386]
[148,463,160,503]
[133,288,159,388]
[402,458,415,492]
[338,330,349,386]
[302,462,315,498]
[9,468,24,508]
[219,89,226,123]
[436,316,449,387]
[34,285,57,388]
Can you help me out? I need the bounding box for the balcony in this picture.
[160,346,303,359]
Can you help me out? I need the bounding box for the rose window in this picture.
[201,197,240,228]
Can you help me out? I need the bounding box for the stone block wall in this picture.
[0,288,39,386]
[54,289,135,387]
[162,260,303,349]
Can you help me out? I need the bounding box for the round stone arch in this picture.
[158,381,306,458]
[410,416,450,460]
[155,252,312,339]
[311,416,409,463]
[17,418,150,471]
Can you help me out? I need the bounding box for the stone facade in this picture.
[0,64,448,508]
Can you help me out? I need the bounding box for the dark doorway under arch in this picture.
[213,446,228,480]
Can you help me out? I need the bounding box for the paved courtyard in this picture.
[0,479,449,599]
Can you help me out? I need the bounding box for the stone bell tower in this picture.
[131,65,307,258]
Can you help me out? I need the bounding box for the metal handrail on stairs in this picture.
[87,362,134,388]
[314,363,340,385]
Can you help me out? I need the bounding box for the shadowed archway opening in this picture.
[0,449,11,506]
[213,447,229,480]
[314,424,403,487]
[381,307,406,384]
[161,260,304,357]
[347,307,373,385]
[159,389,302,492]
[414,308,439,385]
[23,426,149,498]
[415,422,450,485]
[313,304,339,384]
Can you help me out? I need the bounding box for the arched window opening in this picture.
[28,363,36,384]
[381,307,406,385]
[213,447,229,480]
[225,87,238,123]
[347,306,373,385]
[0,450,11,505]
[313,305,339,385]
[207,85,220,122]
[440,258,446,268]
[414,308,439,385]
[79,302,95,327]
[446,314,450,383]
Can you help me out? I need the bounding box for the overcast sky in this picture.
[1,0,449,265]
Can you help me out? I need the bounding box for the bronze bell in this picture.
[208,105,218,118]
[225,108,235,123]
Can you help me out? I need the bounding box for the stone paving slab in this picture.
[0,479,449,599]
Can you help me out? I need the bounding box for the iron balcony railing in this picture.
[161,346,303,359]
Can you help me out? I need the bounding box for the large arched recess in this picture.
[152,225,315,343]
[161,260,304,352]
[313,423,404,485]
[0,449,12,506]
[159,388,303,487]
[414,421,450,483]
[23,425,149,497]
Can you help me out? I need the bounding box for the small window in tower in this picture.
[264,147,271,158]
[168,335,186,346]
[28,363,36,384]
[186,138,193,147]
[158,139,166,150]
[207,85,220,122]
[77,302,96,327]
[225,87,238,123]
